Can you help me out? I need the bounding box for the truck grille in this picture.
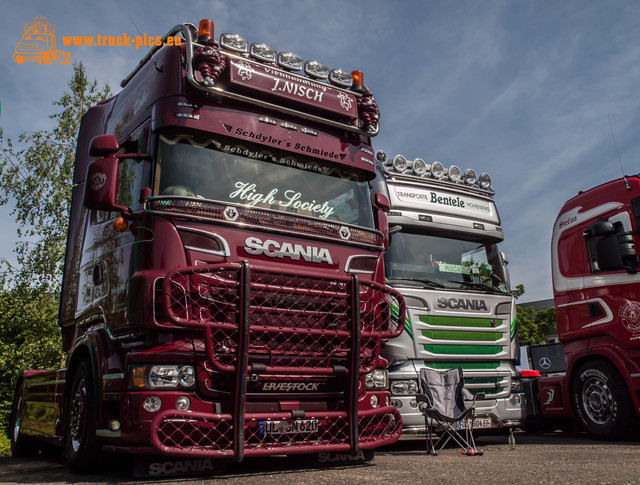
[164,262,404,375]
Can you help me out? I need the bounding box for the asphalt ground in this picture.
[1,431,639,484]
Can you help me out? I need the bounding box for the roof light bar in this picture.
[277,51,303,71]
[378,152,493,191]
[250,42,276,62]
[220,33,248,53]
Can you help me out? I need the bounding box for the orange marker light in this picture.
[351,70,364,87]
[130,366,146,389]
[198,19,215,41]
[114,216,128,232]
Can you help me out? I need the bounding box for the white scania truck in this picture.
[372,151,526,433]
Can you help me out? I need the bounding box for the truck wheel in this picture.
[37,52,53,65]
[64,361,100,472]
[9,381,38,457]
[571,361,634,440]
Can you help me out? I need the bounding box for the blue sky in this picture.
[2,0,640,302]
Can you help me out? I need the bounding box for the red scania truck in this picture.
[533,174,640,438]
[8,19,404,474]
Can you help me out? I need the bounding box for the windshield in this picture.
[154,130,374,228]
[385,231,509,293]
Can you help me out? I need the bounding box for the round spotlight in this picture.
[178,366,196,387]
[412,158,428,176]
[478,172,492,189]
[448,165,461,183]
[370,395,380,408]
[392,155,408,173]
[376,150,388,164]
[431,161,445,179]
[464,168,477,185]
[176,396,191,411]
[143,396,162,413]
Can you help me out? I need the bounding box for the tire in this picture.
[8,380,39,457]
[571,360,634,440]
[64,361,100,472]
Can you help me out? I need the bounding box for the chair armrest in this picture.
[463,389,485,403]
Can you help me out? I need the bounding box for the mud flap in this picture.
[133,456,227,478]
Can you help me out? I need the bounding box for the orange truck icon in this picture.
[14,17,70,65]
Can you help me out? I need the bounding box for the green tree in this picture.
[0,63,111,450]
[0,62,111,290]
[512,284,556,345]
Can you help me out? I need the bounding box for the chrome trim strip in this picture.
[176,225,231,257]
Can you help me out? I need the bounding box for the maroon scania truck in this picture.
[9,19,404,474]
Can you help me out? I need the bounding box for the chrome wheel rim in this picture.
[69,378,86,452]
[581,375,613,425]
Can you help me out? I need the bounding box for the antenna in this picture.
[608,115,630,190]
[129,16,143,37]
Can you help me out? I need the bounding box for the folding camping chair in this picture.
[416,367,485,456]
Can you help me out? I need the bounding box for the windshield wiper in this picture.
[388,277,445,288]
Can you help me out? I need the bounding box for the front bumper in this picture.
[390,392,526,432]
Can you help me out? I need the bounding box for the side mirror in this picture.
[584,220,615,237]
[84,157,128,213]
[500,251,511,289]
[89,134,120,157]
[587,219,638,274]
[594,235,636,274]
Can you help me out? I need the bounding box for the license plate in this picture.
[260,419,319,436]
[457,417,492,430]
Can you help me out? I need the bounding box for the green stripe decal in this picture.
[421,330,501,341]
[419,315,502,327]
[423,361,500,370]
[424,344,504,355]
[391,303,412,338]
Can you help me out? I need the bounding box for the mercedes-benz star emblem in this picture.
[539,357,552,370]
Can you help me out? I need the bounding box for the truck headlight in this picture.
[511,377,522,393]
[390,380,419,396]
[364,369,388,390]
[130,365,196,390]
